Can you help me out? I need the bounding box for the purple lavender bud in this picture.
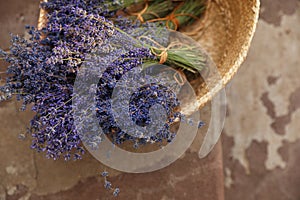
[113,187,120,197]
[104,180,112,190]
[198,121,205,128]
[101,171,109,177]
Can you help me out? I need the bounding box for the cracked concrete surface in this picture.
[224,2,300,172]
[223,0,300,199]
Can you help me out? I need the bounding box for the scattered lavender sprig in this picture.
[101,171,120,197]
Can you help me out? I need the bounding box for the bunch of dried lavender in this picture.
[0,0,206,160]
[122,0,207,30]
[0,0,209,197]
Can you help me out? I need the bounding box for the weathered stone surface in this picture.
[30,143,224,200]
[223,0,300,199]
[224,2,300,172]
[0,0,39,49]
[260,0,299,26]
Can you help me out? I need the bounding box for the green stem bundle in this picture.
[100,0,145,12]
[100,1,208,73]
[128,0,174,22]
[151,46,206,73]
[148,0,206,30]
[113,26,207,73]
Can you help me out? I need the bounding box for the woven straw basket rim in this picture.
[37,0,260,113]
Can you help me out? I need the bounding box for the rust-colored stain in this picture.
[261,87,300,135]
[260,92,276,119]
[260,0,299,26]
[267,75,280,86]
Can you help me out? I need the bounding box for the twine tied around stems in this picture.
[139,36,181,64]
[147,2,200,31]
[129,2,160,23]
[128,2,148,23]
[183,0,212,36]
[139,36,187,86]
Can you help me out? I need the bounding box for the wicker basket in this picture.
[38,0,260,112]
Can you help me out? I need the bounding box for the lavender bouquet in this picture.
[0,0,208,196]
